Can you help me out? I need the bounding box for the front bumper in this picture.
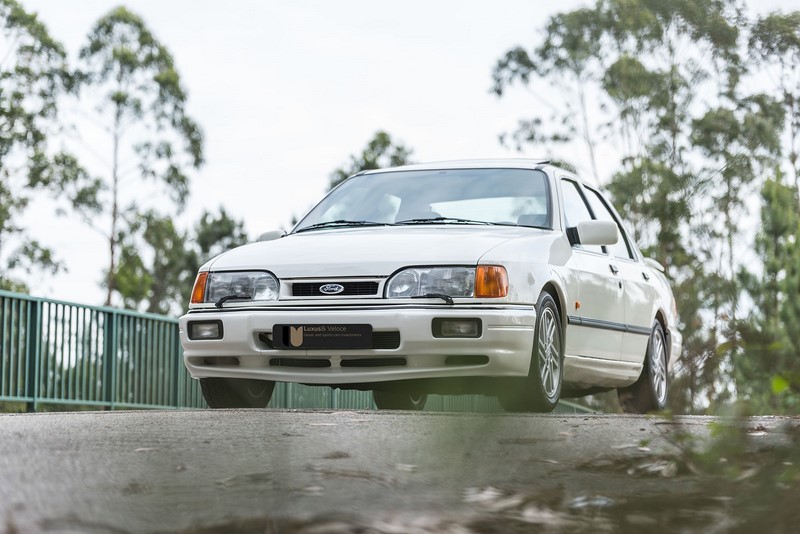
[179,304,536,385]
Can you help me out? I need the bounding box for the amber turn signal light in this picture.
[191,271,209,304]
[475,265,508,298]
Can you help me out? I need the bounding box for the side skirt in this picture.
[563,353,642,388]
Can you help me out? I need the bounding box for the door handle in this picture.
[609,264,619,275]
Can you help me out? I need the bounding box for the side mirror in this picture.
[569,220,618,246]
[257,230,285,242]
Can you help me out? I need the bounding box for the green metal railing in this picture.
[0,290,205,410]
[1,290,591,413]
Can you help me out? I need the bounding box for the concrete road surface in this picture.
[1,410,798,532]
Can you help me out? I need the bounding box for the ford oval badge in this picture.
[320,283,345,295]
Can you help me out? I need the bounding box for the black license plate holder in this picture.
[272,324,372,349]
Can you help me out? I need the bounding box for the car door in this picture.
[560,178,624,361]
[583,186,655,363]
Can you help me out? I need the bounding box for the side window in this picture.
[584,188,634,260]
[560,179,603,254]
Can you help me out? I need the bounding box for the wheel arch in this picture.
[541,280,567,333]
[653,308,671,361]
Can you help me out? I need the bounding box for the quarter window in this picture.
[560,179,603,254]
[584,188,634,260]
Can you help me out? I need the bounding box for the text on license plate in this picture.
[272,324,372,349]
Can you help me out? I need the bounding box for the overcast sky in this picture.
[14,0,797,308]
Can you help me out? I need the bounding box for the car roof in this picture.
[358,158,590,187]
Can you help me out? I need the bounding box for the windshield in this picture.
[294,168,552,232]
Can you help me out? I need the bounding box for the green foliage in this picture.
[493,0,799,414]
[749,12,800,193]
[113,207,248,315]
[738,176,800,413]
[192,207,249,267]
[0,0,96,291]
[328,131,413,190]
[75,6,204,305]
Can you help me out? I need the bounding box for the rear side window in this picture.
[560,179,602,254]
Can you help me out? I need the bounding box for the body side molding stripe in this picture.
[567,315,651,336]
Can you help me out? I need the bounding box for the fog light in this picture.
[188,320,223,340]
[432,318,482,338]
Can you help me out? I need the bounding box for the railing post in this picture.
[173,325,181,408]
[102,310,117,410]
[25,300,42,412]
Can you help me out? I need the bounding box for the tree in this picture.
[191,207,248,266]
[0,0,99,291]
[750,12,800,203]
[74,6,203,305]
[115,210,190,314]
[739,176,800,412]
[328,131,413,190]
[491,0,772,413]
[114,207,248,315]
[735,11,800,413]
[492,6,604,182]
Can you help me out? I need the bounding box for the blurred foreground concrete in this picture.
[1,410,798,532]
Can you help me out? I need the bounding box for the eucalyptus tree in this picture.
[750,12,800,201]
[115,207,248,315]
[190,207,248,266]
[739,176,800,412]
[75,6,203,305]
[328,131,413,190]
[114,210,189,314]
[0,0,100,291]
[492,0,756,412]
[492,6,604,183]
[741,10,800,410]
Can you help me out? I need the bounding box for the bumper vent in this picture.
[341,358,407,367]
[444,355,489,366]
[269,358,331,368]
[292,281,379,297]
[258,330,400,350]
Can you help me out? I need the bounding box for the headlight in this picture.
[386,267,475,298]
[193,271,279,305]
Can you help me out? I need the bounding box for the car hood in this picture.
[206,226,546,278]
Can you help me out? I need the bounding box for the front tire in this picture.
[200,378,275,408]
[499,292,563,412]
[618,321,668,413]
[373,390,427,410]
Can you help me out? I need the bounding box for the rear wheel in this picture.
[499,292,563,412]
[200,378,275,408]
[373,389,427,410]
[618,321,668,413]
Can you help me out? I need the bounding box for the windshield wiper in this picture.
[395,217,493,226]
[295,220,389,233]
[215,295,251,308]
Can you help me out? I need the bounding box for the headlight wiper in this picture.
[295,220,390,233]
[215,294,252,308]
[396,217,493,226]
[412,293,454,305]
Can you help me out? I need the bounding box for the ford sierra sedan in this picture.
[179,159,681,412]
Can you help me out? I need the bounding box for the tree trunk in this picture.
[105,109,121,307]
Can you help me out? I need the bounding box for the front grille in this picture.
[341,358,407,367]
[292,281,379,297]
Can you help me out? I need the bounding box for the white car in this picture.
[180,159,681,412]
